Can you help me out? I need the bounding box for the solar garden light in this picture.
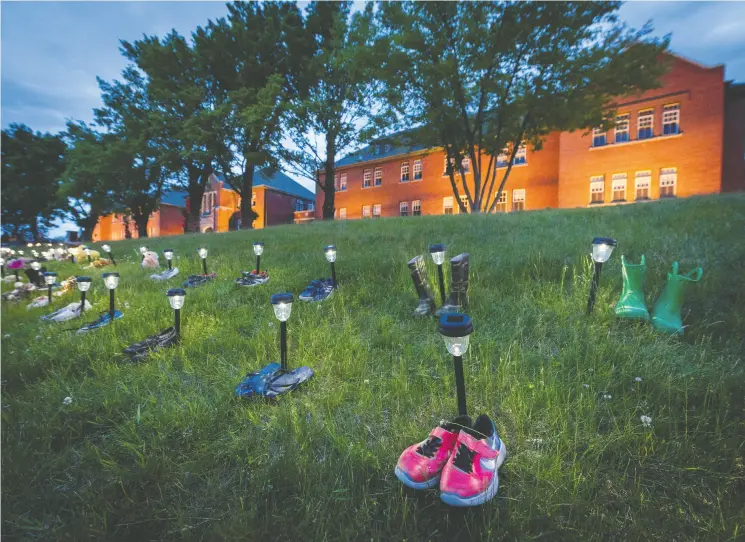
[139,246,148,262]
[271,293,293,370]
[84,247,92,263]
[77,276,91,316]
[324,245,338,288]
[44,271,57,305]
[438,313,474,417]
[167,288,186,337]
[0,257,5,278]
[102,244,116,265]
[586,237,618,315]
[163,249,174,270]
[198,247,209,274]
[102,272,120,322]
[430,243,447,305]
[253,242,264,273]
[30,260,44,287]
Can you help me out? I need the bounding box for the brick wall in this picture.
[722,83,745,193]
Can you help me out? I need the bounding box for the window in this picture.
[400,201,408,216]
[459,195,469,213]
[635,171,651,200]
[307,202,315,212]
[400,162,410,182]
[334,174,339,190]
[339,207,346,219]
[514,143,527,165]
[512,189,525,211]
[590,175,605,204]
[362,205,371,218]
[497,148,509,168]
[495,191,507,212]
[372,204,381,218]
[593,128,607,147]
[638,109,654,140]
[662,104,680,135]
[413,159,423,180]
[660,167,677,197]
[462,157,471,173]
[363,169,372,188]
[339,173,347,191]
[615,114,630,143]
[374,167,383,186]
[612,173,627,201]
[443,157,454,176]
[443,196,454,215]
[412,200,421,216]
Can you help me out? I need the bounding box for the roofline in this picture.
[335,146,440,171]
[221,183,313,201]
[667,51,724,72]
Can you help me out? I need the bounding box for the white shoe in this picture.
[150,267,179,281]
[49,301,93,322]
[27,296,49,310]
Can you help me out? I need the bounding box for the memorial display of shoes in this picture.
[150,267,179,281]
[235,270,269,287]
[183,273,216,288]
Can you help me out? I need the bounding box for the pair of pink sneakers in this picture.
[394,414,507,507]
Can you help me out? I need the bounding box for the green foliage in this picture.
[377,2,670,213]
[2,194,745,540]
[1,124,66,240]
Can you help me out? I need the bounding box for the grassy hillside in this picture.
[2,194,744,541]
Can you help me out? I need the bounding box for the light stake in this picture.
[0,257,5,278]
[77,276,91,315]
[30,260,43,287]
[438,313,474,417]
[163,249,174,270]
[167,288,186,337]
[84,247,92,263]
[102,244,116,265]
[324,245,338,288]
[102,272,120,322]
[430,244,447,305]
[198,247,208,274]
[139,246,148,263]
[271,293,293,370]
[44,271,57,305]
[253,242,264,273]
[586,237,617,315]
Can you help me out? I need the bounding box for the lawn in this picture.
[2,194,745,541]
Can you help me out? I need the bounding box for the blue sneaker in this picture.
[76,310,124,334]
[298,279,334,302]
[265,366,314,398]
[235,363,281,398]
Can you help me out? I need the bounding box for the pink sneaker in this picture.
[394,416,471,489]
[439,414,507,507]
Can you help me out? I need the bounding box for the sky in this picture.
[2,1,744,236]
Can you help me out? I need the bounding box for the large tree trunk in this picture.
[133,213,149,238]
[29,219,40,242]
[322,135,336,220]
[240,164,255,229]
[185,165,210,233]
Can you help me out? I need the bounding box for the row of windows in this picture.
[593,104,680,147]
[589,168,677,204]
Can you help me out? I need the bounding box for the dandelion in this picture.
[63,396,72,406]
[640,415,652,427]
[634,377,643,383]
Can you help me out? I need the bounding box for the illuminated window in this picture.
[372,204,381,217]
[400,162,410,182]
[662,104,679,135]
[590,175,605,204]
[495,191,507,212]
[635,171,651,200]
[413,159,422,180]
[339,173,347,191]
[362,205,371,218]
[612,173,627,201]
[593,128,606,147]
[638,109,654,140]
[443,196,454,215]
[412,200,421,216]
[660,167,677,197]
[363,169,372,188]
[615,114,630,143]
[514,143,527,165]
[374,167,383,186]
[512,189,525,211]
[400,201,408,216]
[339,207,346,219]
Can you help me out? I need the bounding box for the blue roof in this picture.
[161,189,187,208]
[336,131,430,168]
[215,170,314,201]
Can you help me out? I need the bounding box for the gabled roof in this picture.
[161,189,187,208]
[336,130,430,168]
[215,170,314,201]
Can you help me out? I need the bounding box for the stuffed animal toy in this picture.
[141,251,160,269]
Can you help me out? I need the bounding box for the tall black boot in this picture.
[436,253,469,315]
[408,255,436,317]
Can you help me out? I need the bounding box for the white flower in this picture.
[3,334,10,339]
[124,302,130,308]
[634,377,643,383]
[583,384,590,389]
[603,394,612,400]
[35,335,41,340]
[364,379,370,384]
[63,396,72,406]
[640,415,652,427]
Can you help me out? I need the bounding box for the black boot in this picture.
[436,253,469,315]
[408,255,436,317]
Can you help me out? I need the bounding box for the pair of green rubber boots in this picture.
[614,255,703,334]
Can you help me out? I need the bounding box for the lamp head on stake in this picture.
[438,313,474,357]
[429,244,446,265]
[271,292,294,322]
[591,237,617,263]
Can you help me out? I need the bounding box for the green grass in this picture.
[2,194,745,541]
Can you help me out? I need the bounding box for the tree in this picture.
[120,31,218,233]
[377,2,669,213]
[1,123,66,240]
[194,1,306,228]
[281,1,389,220]
[61,121,116,241]
[94,70,167,238]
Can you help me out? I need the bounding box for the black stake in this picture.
[175,307,181,336]
[202,258,208,275]
[109,289,115,322]
[80,290,86,315]
[330,262,337,289]
[108,251,116,265]
[436,264,446,305]
[280,320,287,370]
[586,261,603,315]
[256,255,261,274]
[453,355,468,416]
[47,285,53,305]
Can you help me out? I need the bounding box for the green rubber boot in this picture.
[651,262,703,335]
[615,255,650,321]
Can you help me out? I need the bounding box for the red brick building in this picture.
[316,54,744,219]
[93,170,314,241]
